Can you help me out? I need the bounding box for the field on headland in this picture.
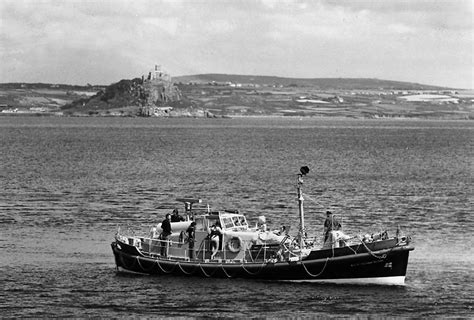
[0,83,103,116]
[0,77,472,119]
[178,83,473,119]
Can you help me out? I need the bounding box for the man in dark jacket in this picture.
[171,208,184,222]
[160,213,172,256]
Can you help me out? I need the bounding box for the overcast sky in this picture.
[1,0,472,88]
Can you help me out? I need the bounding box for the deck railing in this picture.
[122,234,287,263]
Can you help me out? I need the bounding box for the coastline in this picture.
[0,112,472,122]
[2,82,473,121]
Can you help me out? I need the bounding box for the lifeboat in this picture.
[111,167,414,285]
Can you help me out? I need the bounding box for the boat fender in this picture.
[227,236,242,253]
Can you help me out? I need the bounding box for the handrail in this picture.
[120,233,291,263]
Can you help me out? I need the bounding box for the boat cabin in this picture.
[196,210,250,232]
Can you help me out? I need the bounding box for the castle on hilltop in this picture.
[139,64,182,116]
[144,64,171,83]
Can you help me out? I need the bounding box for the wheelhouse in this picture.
[194,210,250,232]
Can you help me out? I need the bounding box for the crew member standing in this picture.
[209,222,222,260]
[171,208,184,222]
[186,221,196,259]
[160,213,172,257]
[323,211,341,242]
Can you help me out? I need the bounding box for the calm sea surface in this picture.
[0,116,472,318]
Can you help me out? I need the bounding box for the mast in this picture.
[297,166,309,249]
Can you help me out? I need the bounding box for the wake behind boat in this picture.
[111,167,414,285]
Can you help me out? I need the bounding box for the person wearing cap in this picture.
[323,211,342,242]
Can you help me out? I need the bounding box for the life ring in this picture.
[227,236,242,253]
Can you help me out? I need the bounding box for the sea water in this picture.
[0,116,472,317]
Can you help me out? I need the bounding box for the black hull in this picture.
[112,240,413,285]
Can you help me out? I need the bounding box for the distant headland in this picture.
[1,65,472,119]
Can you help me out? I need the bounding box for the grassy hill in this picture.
[174,75,471,119]
[174,74,447,91]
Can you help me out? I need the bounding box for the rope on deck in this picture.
[360,239,389,259]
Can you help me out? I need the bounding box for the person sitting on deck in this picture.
[209,221,222,260]
[323,211,341,243]
[170,208,185,222]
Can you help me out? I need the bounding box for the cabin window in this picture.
[222,217,234,229]
[207,217,220,230]
[232,217,241,226]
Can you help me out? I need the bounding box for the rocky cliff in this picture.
[61,77,206,117]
